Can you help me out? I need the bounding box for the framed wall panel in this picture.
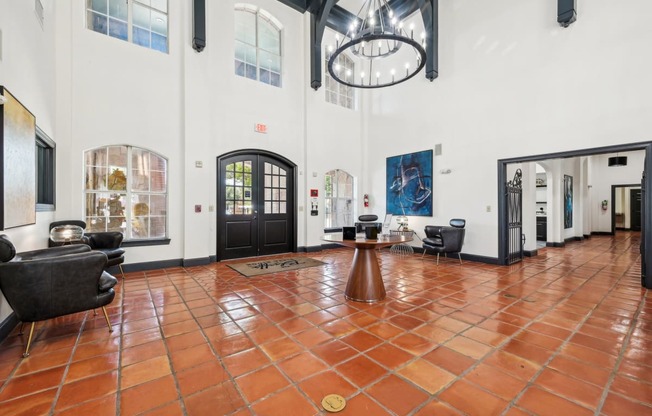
[386,149,433,216]
[564,174,573,229]
[0,86,36,230]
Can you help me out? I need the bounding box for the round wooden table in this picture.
[322,233,413,302]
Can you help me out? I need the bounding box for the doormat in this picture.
[227,257,325,277]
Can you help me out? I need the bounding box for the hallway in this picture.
[0,233,650,415]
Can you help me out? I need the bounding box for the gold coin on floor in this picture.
[322,394,346,413]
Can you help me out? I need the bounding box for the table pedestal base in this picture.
[344,247,386,302]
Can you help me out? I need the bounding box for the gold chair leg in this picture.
[422,249,426,258]
[436,253,440,265]
[119,264,125,279]
[18,322,24,335]
[458,253,463,265]
[22,322,35,358]
[102,307,113,332]
[93,309,98,316]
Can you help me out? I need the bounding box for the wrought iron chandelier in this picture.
[327,0,427,89]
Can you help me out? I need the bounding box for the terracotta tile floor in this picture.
[0,232,651,415]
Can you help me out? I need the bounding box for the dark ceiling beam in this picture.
[278,0,437,88]
[417,0,438,81]
[275,1,351,33]
[324,5,358,34]
[310,0,338,90]
[275,0,311,13]
[325,1,421,35]
[387,0,420,21]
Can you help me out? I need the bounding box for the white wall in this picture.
[364,0,652,258]
[0,1,58,322]
[0,1,366,321]
[1,0,650,280]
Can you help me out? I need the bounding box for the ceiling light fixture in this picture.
[327,0,427,89]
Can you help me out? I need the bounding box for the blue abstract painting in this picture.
[564,174,573,229]
[386,150,433,216]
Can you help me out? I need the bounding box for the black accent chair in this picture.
[422,219,466,265]
[355,215,383,234]
[0,235,118,357]
[49,220,126,277]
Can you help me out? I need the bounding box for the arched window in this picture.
[324,169,354,230]
[325,50,354,109]
[84,145,168,240]
[234,4,282,87]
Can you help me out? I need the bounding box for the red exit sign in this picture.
[254,123,267,134]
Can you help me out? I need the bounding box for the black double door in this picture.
[217,152,295,260]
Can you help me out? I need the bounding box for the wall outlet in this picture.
[194,204,201,213]
[195,161,203,168]
[208,205,214,212]
[486,205,491,212]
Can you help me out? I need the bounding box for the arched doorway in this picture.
[216,149,297,260]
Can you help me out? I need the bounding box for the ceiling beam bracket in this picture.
[417,0,438,81]
[310,0,337,90]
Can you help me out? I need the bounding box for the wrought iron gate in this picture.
[506,169,523,264]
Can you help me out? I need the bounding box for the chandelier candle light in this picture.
[327,0,427,88]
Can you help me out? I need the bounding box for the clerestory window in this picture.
[86,0,169,53]
[234,4,282,87]
[325,49,355,109]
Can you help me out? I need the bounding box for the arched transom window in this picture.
[234,4,282,87]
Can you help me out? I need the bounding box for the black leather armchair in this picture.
[355,215,383,234]
[49,220,125,277]
[0,235,118,357]
[422,220,466,265]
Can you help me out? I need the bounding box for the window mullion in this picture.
[255,13,260,81]
[125,147,133,239]
[127,0,133,43]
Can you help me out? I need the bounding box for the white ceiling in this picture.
[336,0,367,12]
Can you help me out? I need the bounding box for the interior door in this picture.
[218,156,257,259]
[257,155,294,256]
[631,189,642,231]
[217,151,295,260]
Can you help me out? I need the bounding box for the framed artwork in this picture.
[564,174,573,229]
[386,149,433,216]
[0,86,36,230]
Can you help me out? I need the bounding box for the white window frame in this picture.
[325,49,355,109]
[86,0,169,53]
[234,4,283,87]
[84,145,168,241]
[324,169,355,230]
